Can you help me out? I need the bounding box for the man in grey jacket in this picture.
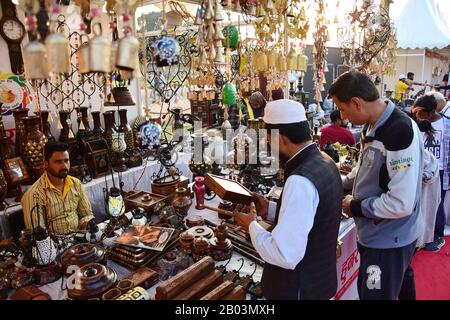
[329,71,424,300]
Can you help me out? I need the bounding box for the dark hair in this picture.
[407,72,414,78]
[271,89,284,101]
[266,121,312,144]
[44,141,69,161]
[407,111,435,136]
[328,71,379,103]
[330,109,341,123]
[414,94,437,113]
[249,91,267,109]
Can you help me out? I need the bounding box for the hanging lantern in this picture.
[221,82,237,105]
[151,32,180,67]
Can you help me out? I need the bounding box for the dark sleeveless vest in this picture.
[261,144,342,300]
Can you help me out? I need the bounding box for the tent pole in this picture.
[422,49,426,84]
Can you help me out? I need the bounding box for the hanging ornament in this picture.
[151,31,180,67]
[234,0,241,13]
[209,45,216,61]
[221,82,237,105]
[214,0,224,21]
[300,6,306,21]
[222,25,239,49]
[195,5,203,25]
[205,0,213,20]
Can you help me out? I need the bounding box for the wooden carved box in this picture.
[204,174,255,205]
[85,138,111,179]
[124,191,168,213]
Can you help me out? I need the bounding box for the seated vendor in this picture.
[21,141,94,235]
[319,109,356,150]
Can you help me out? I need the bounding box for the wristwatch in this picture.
[0,0,26,75]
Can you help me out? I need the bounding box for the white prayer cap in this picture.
[426,91,446,101]
[399,74,406,80]
[263,99,307,124]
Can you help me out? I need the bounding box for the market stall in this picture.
[0,0,404,302]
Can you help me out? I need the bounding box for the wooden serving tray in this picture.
[125,191,168,212]
[204,174,255,205]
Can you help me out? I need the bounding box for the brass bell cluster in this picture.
[77,22,140,79]
[22,2,140,81]
[194,0,227,66]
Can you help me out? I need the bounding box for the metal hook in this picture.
[236,258,245,273]
[220,256,232,269]
[249,262,257,278]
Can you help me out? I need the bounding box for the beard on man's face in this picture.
[279,152,290,167]
[48,166,69,179]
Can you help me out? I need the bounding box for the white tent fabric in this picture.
[394,0,450,49]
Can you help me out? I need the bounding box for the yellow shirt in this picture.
[21,173,94,235]
[395,80,410,100]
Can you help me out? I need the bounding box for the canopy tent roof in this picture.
[393,0,450,49]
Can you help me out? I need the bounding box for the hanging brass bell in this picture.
[267,49,277,68]
[297,53,308,72]
[214,0,224,21]
[215,23,225,41]
[209,45,216,61]
[256,5,265,18]
[110,41,118,73]
[214,45,225,64]
[300,6,306,21]
[207,21,215,42]
[89,23,112,73]
[45,32,71,74]
[266,0,274,12]
[117,33,140,72]
[287,47,297,70]
[234,0,241,13]
[277,54,287,72]
[77,42,91,74]
[23,40,50,80]
[205,0,213,20]
[194,5,203,25]
[286,5,295,18]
